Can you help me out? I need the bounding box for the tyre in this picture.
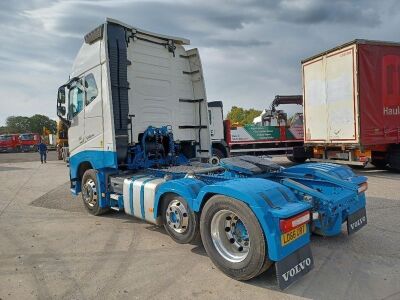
[210,148,226,165]
[287,155,306,163]
[388,146,400,171]
[370,159,387,169]
[200,195,272,281]
[351,165,366,170]
[161,194,200,244]
[81,169,109,216]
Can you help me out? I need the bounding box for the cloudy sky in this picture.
[0,0,399,125]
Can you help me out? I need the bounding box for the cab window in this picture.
[69,85,84,117]
[85,73,98,105]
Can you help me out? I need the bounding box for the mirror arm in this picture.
[57,112,71,127]
[67,76,80,88]
[56,98,70,127]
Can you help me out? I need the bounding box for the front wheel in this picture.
[81,169,109,216]
[161,194,200,244]
[200,195,272,281]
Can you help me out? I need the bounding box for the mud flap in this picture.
[347,207,367,235]
[275,244,314,290]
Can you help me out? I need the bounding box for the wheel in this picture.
[81,169,109,216]
[200,195,271,281]
[351,165,366,170]
[388,146,400,171]
[370,159,387,169]
[287,155,306,163]
[210,147,225,165]
[161,194,200,244]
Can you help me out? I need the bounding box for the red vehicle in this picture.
[297,40,400,170]
[208,96,305,163]
[0,134,21,152]
[19,133,40,152]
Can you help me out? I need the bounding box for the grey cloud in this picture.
[200,38,271,48]
[0,0,398,125]
[276,0,380,26]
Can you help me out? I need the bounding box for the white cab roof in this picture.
[106,18,190,45]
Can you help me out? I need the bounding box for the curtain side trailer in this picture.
[301,39,400,169]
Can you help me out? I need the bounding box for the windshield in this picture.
[0,135,12,141]
[19,134,35,141]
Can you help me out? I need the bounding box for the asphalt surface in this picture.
[0,153,399,299]
[0,151,57,164]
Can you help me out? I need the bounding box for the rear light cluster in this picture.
[280,211,310,233]
[358,182,368,194]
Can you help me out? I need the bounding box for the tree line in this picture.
[0,107,262,135]
[226,106,262,126]
[0,115,57,135]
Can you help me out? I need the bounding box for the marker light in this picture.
[280,211,310,233]
[358,182,368,194]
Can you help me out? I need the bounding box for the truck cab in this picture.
[0,134,21,152]
[19,133,40,152]
[57,18,211,194]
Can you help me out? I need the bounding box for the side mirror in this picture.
[56,84,70,127]
[57,106,66,116]
[57,86,66,104]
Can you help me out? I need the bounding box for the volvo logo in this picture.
[282,257,312,281]
[349,216,366,230]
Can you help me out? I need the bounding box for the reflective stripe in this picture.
[140,178,157,219]
[129,175,147,216]
[129,181,134,215]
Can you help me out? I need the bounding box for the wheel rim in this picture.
[82,179,97,208]
[166,199,189,233]
[210,156,220,165]
[210,210,250,263]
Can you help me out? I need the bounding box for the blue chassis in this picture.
[69,127,367,263]
[69,153,367,263]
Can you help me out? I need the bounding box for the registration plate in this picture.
[281,224,307,246]
[347,207,367,235]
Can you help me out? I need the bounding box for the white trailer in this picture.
[301,40,400,169]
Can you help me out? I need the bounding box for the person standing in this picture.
[38,140,48,164]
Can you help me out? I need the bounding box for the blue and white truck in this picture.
[56,19,368,289]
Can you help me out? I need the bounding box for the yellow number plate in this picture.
[281,224,307,246]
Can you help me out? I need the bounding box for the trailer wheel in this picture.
[161,194,200,244]
[370,159,387,169]
[287,155,306,163]
[200,195,271,281]
[81,169,109,216]
[388,146,400,171]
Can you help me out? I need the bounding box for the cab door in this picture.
[68,80,85,154]
[83,68,103,151]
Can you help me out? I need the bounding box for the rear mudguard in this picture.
[154,177,206,214]
[154,177,311,262]
[281,163,367,236]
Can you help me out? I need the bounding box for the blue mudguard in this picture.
[281,163,367,236]
[155,177,311,262]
